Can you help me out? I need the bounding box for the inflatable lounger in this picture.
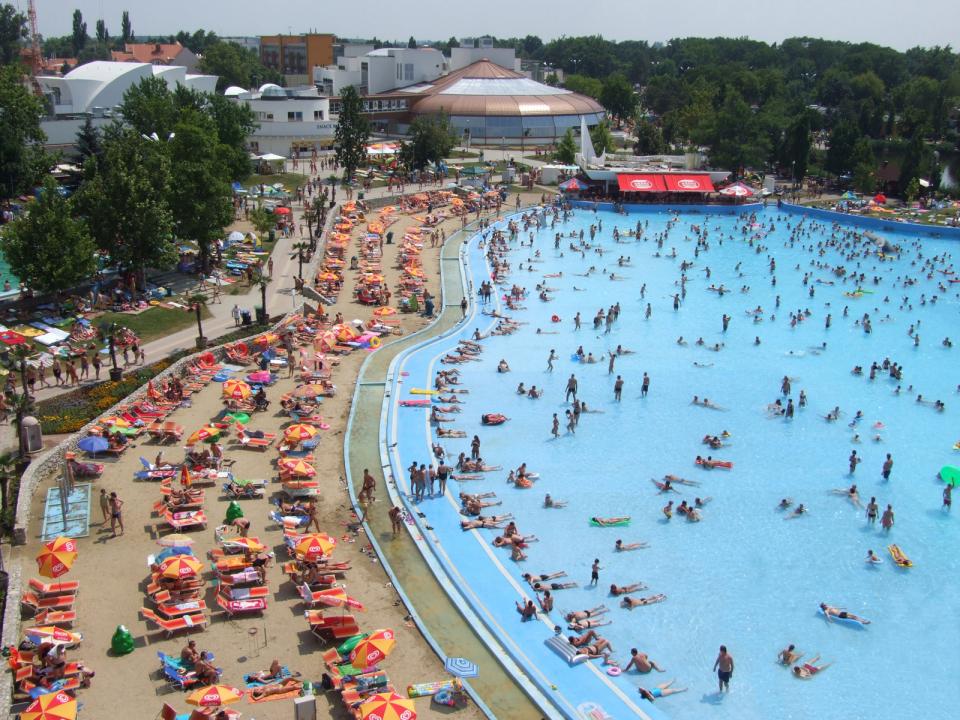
[410,388,439,395]
[819,606,870,628]
[399,399,432,407]
[545,635,592,665]
[407,678,460,698]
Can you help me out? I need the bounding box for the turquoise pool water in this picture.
[389,206,960,720]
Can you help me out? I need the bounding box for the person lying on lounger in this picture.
[250,677,301,700]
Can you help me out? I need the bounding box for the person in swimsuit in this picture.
[865,497,879,524]
[778,645,802,666]
[714,645,734,692]
[792,655,832,679]
[624,648,665,673]
[820,603,870,624]
[639,679,687,701]
[609,582,645,596]
[564,606,607,623]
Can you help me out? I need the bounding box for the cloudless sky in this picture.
[28,0,959,52]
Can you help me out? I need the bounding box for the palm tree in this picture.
[0,451,18,532]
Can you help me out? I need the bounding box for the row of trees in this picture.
[1,75,254,294]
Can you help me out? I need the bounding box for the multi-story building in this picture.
[314,46,446,96]
[226,84,336,157]
[259,33,335,86]
[110,42,199,72]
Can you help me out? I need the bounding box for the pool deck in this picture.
[345,218,549,720]
[367,212,661,720]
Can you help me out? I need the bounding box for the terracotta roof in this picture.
[391,59,604,118]
[111,42,186,65]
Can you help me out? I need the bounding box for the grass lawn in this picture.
[97,305,211,344]
[447,149,480,160]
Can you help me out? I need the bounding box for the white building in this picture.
[450,37,520,72]
[314,47,446,96]
[36,61,218,153]
[228,84,336,157]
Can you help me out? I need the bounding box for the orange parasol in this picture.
[186,684,244,707]
[36,537,78,579]
[350,628,397,668]
[358,691,416,720]
[187,425,221,445]
[159,555,204,580]
[373,307,397,317]
[294,532,337,559]
[279,458,316,477]
[20,692,77,720]
[284,423,319,442]
[222,379,252,399]
[294,383,326,398]
[179,464,192,488]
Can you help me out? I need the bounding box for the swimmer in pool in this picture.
[615,539,648,551]
[543,493,568,508]
[591,516,630,526]
[785,503,807,519]
[638,680,687,701]
[778,645,803,666]
[866,549,882,564]
[820,603,870,624]
[792,656,832,679]
[831,484,862,507]
[622,593,667,608]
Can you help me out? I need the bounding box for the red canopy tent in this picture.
[662,174,715,193]
[616,174,667,192]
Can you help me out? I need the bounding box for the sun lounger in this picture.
[216,567,262,587]
[298,583,344,607]
[18,675,82,697]
[306,612,360,640]
[141,607,208,637]
[269,510,310,528]
[161,664,200,692]
[33,609,77,626]
[154,497,205,515]
[28,578,79,597]
[157,599,209,618]
[235,427,275,449]
[163,509,207,531]
[216,591,267,616]
[21,591,75,615]
[545,634,594,665]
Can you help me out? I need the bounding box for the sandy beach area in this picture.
[12,193,536,718]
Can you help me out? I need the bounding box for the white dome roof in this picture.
[224,85,246,97]
[258,83,285,97]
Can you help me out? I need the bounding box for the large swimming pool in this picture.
[387,205,960,720]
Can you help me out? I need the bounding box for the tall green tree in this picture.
[407,36,417,49]
[118,75,179,140]
[599,73,636,127]
[399,113,455,171]
[634,118,665,155]
[784,111,812,182]
[826,120,860,175]
[199,40,284,91]
[167,110,233,274]
[850,137,877,193]
[555,128,577,164]
[71,9,88,56]
[74,117,103,166]
[77,127,176,289]
[0,65,49,199]
[589,119,617,154]
[0,3,27,66]
[334,86,370,181]
[562,74,603,99]
[1,177,97,294]
[121,10,133,43]
[95,19,109,44]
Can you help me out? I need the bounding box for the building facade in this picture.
[228,84,336,157]
[110,42,199,72]
[314,47,446,96]
[260,33,335,86]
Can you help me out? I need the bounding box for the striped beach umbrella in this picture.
[20,692,77,720]
[36,537,78,579]
[350,628,397,668]
[159,555,203,580]
[294,533,336,559]
[222,379,252,399]
[358,691,416,720]
[279,458,316,477]
[284,423,318,442]
[186,684,244,707]
[157,533,195,547]
[310,586,366,612]
[24,626,82,646]
[187,425,221,445]
[221,537,265,552]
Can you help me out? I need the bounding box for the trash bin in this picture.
[241,310,252,326]
[255,306,267,324]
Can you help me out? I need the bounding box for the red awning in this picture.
[662,174,715,193]
[617,174,666,193]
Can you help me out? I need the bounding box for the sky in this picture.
[27,0,959,52]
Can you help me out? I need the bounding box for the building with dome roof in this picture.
[355,59,604,144]
[229,84,336,157]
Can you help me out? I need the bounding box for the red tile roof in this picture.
[110,42,186,65]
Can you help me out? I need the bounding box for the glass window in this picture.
[287,111,303,121]
[404,63,414,81]
[313,110,324,120]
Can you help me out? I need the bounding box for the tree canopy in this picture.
[1,178,97,294]
[0,3,27,66]
[199,40,285,92]
[0,65,49,199]
[400,113,455,171]
[334,86,370,181]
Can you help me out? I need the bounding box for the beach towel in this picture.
[245,686,303,703]
[244,666,294,687]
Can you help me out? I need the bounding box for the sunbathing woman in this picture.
[522,571,566,585]
[245,658,291,684]
[250,677,302,700]
[615,539,649,551]
[591,516,630,526]
[533,581,579,592]
[567,616,611,631]
[437,428,467,438]
[609,582,647,596]
[622,593,667,608]
[460,514,512,530]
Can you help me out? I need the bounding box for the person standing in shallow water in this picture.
[713,645,734,693]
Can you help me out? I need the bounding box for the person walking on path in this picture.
[109,491,125,537]
[713,645,734,693]
[232,305,241,327]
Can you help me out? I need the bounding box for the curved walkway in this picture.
[344,217,548,720]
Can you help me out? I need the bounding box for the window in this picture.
[287,111,303,121]
[404,63,414,81]
[313,110,324,120]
